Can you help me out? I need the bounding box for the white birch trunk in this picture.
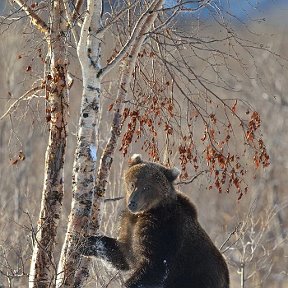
[29,1,68,287]
[56,0,103,286]
[57,0,163,286]
[90,0,164,232]
[73,1,164,286]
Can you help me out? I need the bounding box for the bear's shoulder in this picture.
[134,191,197,223]
[175,191,198,219]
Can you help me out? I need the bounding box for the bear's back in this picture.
[169,193,230,288]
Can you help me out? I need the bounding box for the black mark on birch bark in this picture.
[91,99,99,112]
[97,69,103,78]
[87,85,99,92]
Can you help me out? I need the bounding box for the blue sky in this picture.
[165,0,288,21]
[1,1,287,22]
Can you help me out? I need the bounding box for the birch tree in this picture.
[75,1,165,286]
[10,0,69,287]
[57,1,166,286]
[56,0,103,285]
[1,0,277,287]
[58,1,270,286]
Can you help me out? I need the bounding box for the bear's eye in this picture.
[143,186,150,191]
[130,183,135,190]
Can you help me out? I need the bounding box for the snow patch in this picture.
[129,154,143,166]
[162,259,169,284]
[89,145,97,161]
[95,238,106,257]
[131,153,142,161]
[96,238,117,272]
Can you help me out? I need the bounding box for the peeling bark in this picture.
[28,1,68,287]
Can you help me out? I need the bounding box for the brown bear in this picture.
[80,154,229,288]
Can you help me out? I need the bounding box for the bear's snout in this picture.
[128,200,137,212]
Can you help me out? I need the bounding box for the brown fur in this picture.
[81,154,229,288]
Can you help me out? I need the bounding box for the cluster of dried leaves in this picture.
[120,93,174,160]
[117,54,269,199]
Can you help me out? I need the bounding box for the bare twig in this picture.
[63,0,80,43]
[156,0,212,13]
[95,2,138,37]
[176,170,209,185]
[104,196,124,203]
[98,0,162,78]
[220,222,242,253]
[72,0,84,23]
[0,86,42,121]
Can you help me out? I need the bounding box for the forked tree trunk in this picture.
[56,1,103,286]
[28,1,68,287]
[73,0,164,286]
[91,0,164,231]
[57,0,164,286]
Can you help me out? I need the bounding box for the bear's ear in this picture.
[163,167,180,182]
[128,154,143,167]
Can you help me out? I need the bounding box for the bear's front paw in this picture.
[79,236,102,256]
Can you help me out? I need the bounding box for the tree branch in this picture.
[98,0,162,79]
[156,0,212,13]
[95,1,138,37]
[104,196,124,203]
[63,0,80,43]
[77,0,95,65]
[14,0,49,34]
[72,0,84,23]
[176,170,209,185]
[0,86,42,121]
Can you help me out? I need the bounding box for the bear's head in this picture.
[124,154,180,214]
